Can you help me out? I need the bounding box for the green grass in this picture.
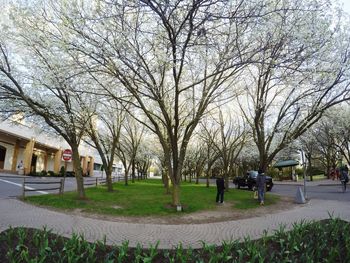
[308,174,327,180]
[25,179,279,217]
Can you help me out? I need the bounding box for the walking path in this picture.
[273,178,341,187]
[0,197,349,249]
[0,175,348,248]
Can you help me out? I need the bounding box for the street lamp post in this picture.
[300,150,307,199]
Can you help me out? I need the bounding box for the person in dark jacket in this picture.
[256,169,266,205]
[216,175,225,204]
[340,165,349,191]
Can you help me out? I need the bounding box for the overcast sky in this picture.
[340,0,350,14]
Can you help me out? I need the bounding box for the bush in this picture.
[266,168,279,179]
[295,167,304,177]
[307,166,325,176]
[48,170,56,177]
[28,172,39,177]
[65,171,75,177]
[59,166,65,177]
[39,170,47,177]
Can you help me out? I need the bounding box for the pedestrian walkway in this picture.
[273,178,340,187]
[0,198,349,249]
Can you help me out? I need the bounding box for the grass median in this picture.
[25,179,279,217]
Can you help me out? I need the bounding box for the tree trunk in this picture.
[131,159,135,183]
[123,161,129,186]
[307,156,313,181]
[124,170,129,186]
[71,145,86,199]
[162,169,170,194]
[224,176,229,192]
[206,170,210,188]
[105,168,113,192]
[172,184,181,207]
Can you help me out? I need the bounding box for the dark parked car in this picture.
[233,170,273,191]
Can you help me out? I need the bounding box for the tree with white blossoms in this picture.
[327,106,350,167]
[198,120,221,188]
[182,142,207,183]
[0,12,96,198]
[116,114,145,186]
[200,108,248,189]
[134,140,154,180]
[302,106,350,175]
[50,0,263,207]
[85,100,126,192]
[237,0,350,172]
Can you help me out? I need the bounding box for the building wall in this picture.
[0,120,123,176]
[0,141,14,170]
[47,154,55,171]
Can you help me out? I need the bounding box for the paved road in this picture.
[271,184,350,201]
[0,174,128,198]
[0,175,78,198]
[199,177,350,201]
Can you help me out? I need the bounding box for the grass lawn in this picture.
[25,179,279,217]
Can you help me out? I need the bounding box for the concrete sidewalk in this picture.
[0,198,349,249]
[273,178,340,187]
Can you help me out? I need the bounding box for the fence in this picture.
[0,174,132,197]
[82,175,131,187]
[22,178,64,198]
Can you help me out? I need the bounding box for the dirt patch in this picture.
[68,196,298,225]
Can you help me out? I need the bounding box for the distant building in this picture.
[0,119,118,176]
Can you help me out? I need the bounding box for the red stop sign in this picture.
[62,149,72,161]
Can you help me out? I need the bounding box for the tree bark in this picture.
[172,184,181,207]
[71,144,86,199]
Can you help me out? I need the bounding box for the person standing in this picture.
[17,160,24,175]
[340,165,349,192]
[17,160,23,169]
[257,169,266,205]
[216,175,225,204]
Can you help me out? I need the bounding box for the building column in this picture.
[44,150,48,171]
[23,138,35,175]
[54,149,62,174]
[88,156,94,176]
[82,156,88,176]
[11,139,20,172]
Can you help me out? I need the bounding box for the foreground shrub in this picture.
[0,217,349,262]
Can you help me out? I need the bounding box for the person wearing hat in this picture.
[257,169,266,205]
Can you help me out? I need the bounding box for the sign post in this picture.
[62,149,72,162]
[61,149,72,193]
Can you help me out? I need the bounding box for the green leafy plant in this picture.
[1,218,350,262]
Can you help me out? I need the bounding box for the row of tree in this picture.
[1,0,350,208]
